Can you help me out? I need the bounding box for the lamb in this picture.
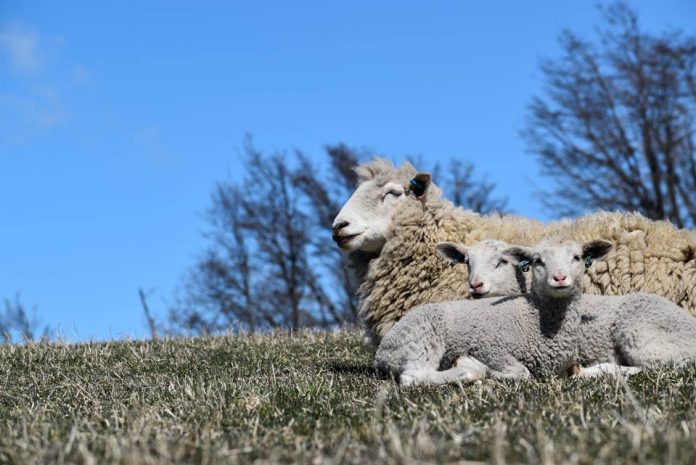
[435,239,530,297]
[375,238,696,385]
[332,158,696,345]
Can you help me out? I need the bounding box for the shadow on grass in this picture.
[326,360,382,378]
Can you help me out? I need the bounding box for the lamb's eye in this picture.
[384,190,403,199]
[496,258,508,268]
[573,255,581,262]
[533,258,544,266]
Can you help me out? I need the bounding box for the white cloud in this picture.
[0,21,88,147]
[0,22,43,75]
[0,89,68,146]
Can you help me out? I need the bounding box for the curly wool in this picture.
[351,161,696,345]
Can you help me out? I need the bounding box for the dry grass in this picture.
[0,330,695,464]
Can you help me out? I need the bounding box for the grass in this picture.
[0,331,695,464]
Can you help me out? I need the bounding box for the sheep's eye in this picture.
[572,255,581,262]
[496,258,508,268]
[384,190,403,199]
[533,258,544,266]
[516,259,530,271]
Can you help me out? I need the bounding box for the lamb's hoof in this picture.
[575,363,642,379]
[400,372,417,386]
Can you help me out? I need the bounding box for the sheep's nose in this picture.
[332,220,350,233]
[471,279,484,290]
[553,274,567,283]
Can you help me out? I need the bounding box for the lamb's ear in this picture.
[435,242,469,265]
[409,173,431,202]
[582,240,612,268]
[502,246,535,269]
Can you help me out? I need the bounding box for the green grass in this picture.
[1,331,695,464]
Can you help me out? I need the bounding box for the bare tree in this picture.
[169,140,353,333]
[169,183,260,334]
[237,145,321,329]
[524,1,696,227]
[439,159,507,214]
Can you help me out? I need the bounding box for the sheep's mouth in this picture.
[333,232,361,248]
[549,284,571,290]
[470,291,489,299]
[547,284,573,295]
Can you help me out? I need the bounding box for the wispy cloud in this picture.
[0,22,44,75]
[0,21,88,147]
[0,86,68,128]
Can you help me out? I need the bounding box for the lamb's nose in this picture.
[471,279,484,290]
[553,274,567,283]
[332,220,349,233]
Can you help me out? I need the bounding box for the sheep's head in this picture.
[436,240,528,298]
[332,158,432,253]
[503,238,612,299]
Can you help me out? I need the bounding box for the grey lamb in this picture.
[435,239,530,298]
[376,237,696,385]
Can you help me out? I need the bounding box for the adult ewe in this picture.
[333,158,696,345]
[376,238,696,385]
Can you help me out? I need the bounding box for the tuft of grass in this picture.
[0,330,695,464]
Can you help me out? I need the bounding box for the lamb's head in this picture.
[503,238,612,299]
[436,240,528,298]
[332,158,432,253]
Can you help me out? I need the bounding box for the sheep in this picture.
[332,158,696,345]
[504,238,696,377]
[375,238,696,385]
[435,239,530,298]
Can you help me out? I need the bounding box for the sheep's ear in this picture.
[582,240,612,267]
[502,246,535,268]
[435,242,469,265]
[409,173,431,202]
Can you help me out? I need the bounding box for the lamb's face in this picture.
[503,238,613,300]
[436,240,527,298]
[530,240,586,299]
[332,171,431,253]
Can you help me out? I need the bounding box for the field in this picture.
[1,331,695,464]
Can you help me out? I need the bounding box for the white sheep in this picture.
[435,239,529,298]
[333,158,696,345]
[375,238,696,385]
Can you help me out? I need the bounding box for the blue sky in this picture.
[1,1,694,340]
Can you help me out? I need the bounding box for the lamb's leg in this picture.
[613,331,695,368]
[400,357,488,386]
[575,363,641,378]
[485,356,532,380]
[455,355,531,381]
[612,296,696,367]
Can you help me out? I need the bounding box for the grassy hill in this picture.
[1,331,695,464]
